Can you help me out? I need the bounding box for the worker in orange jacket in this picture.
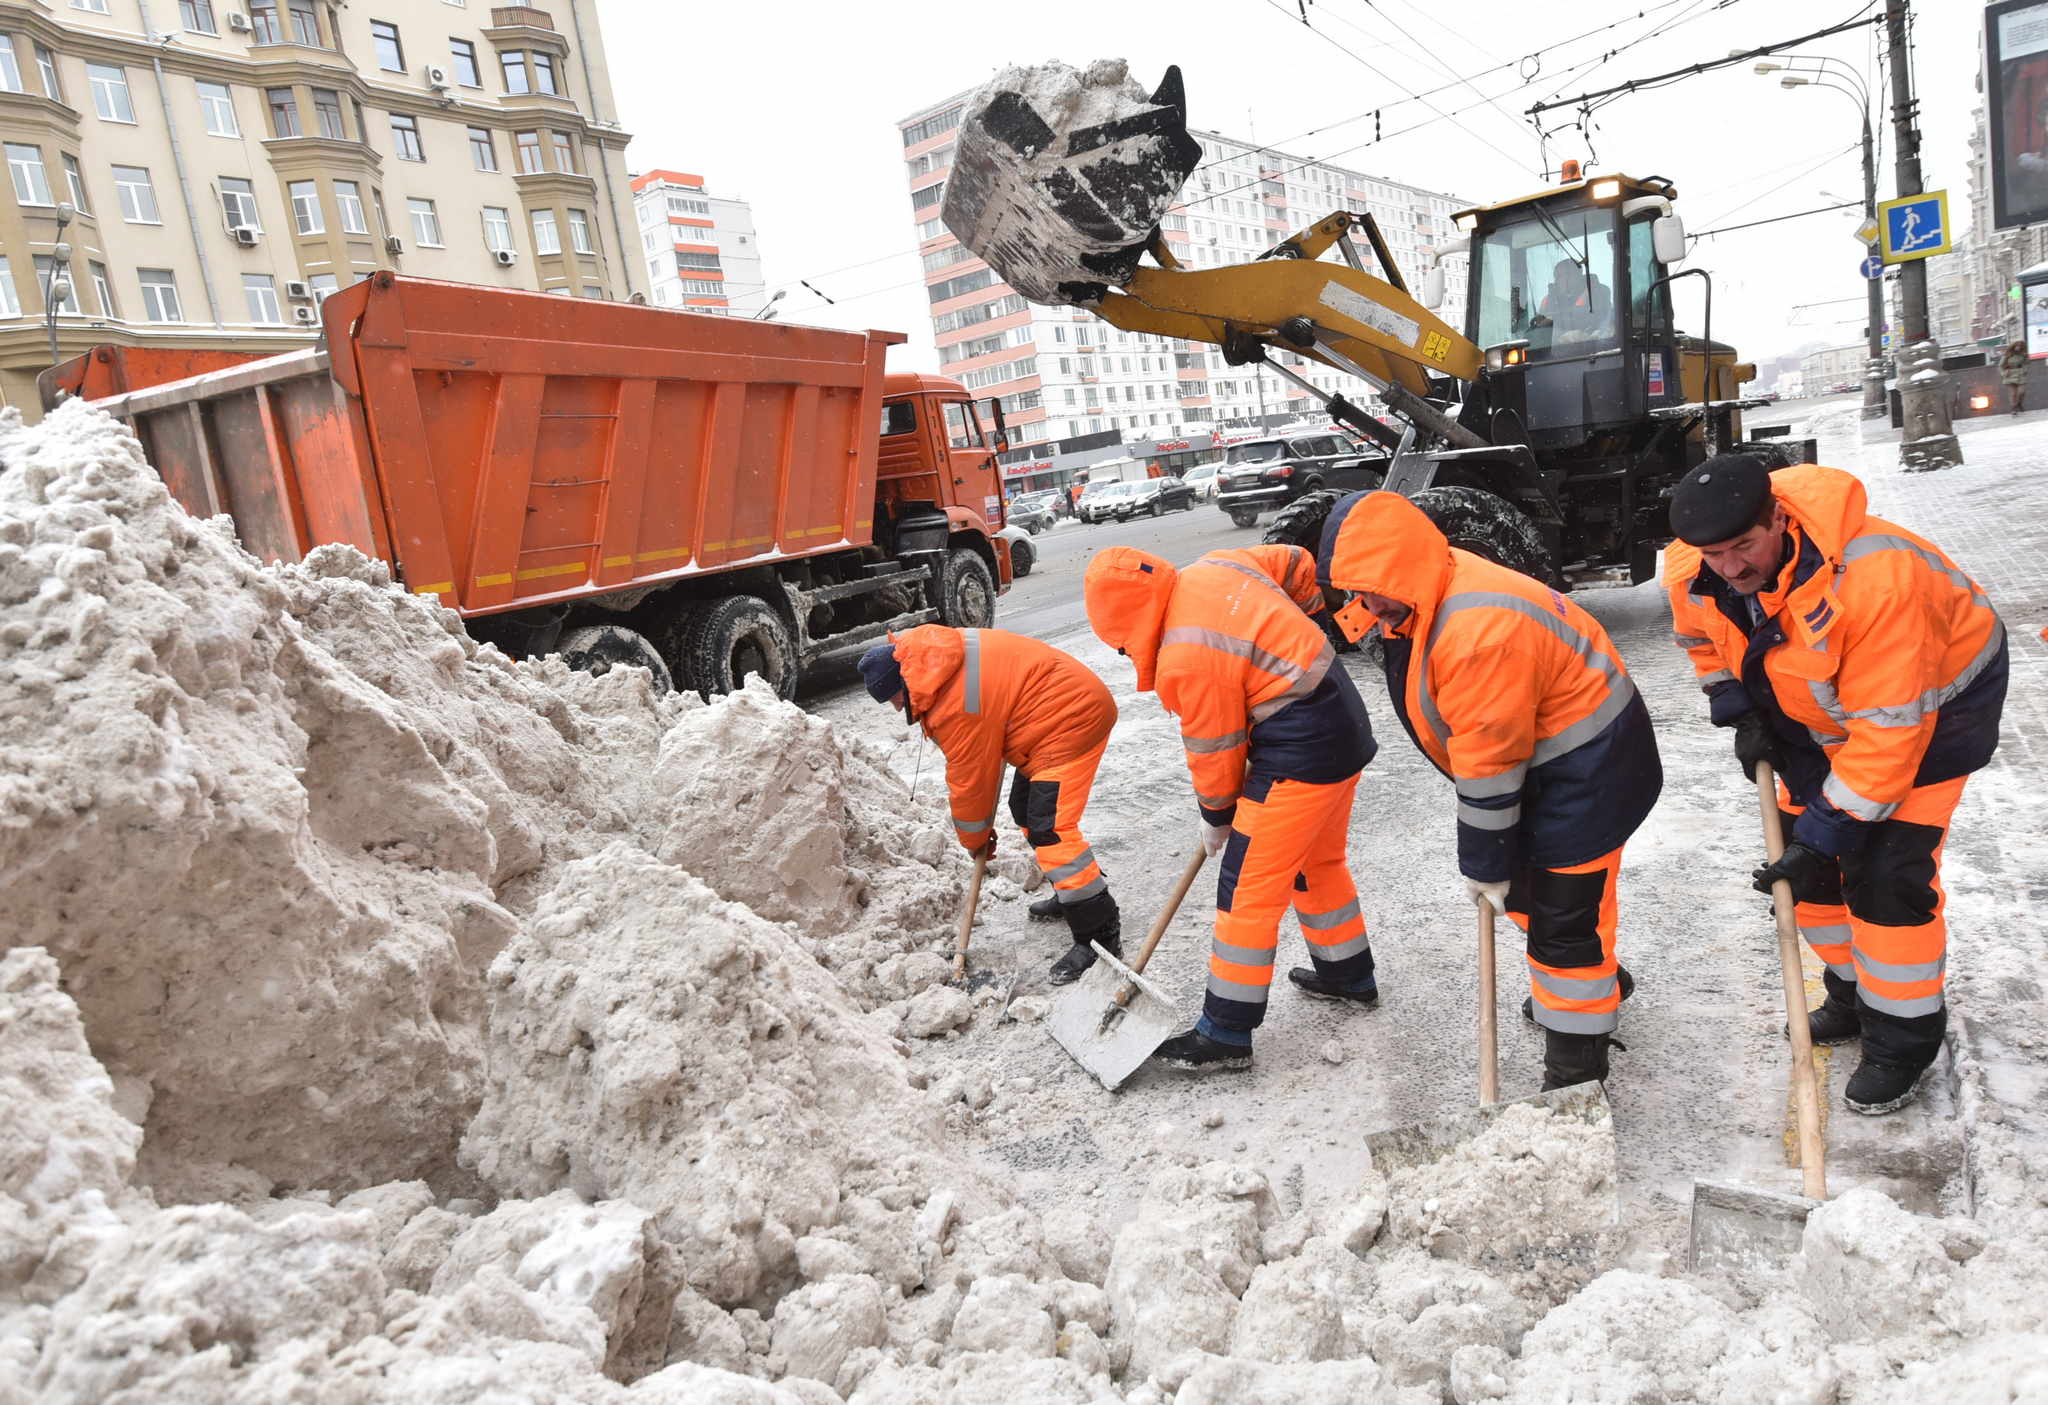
[1667,455,2008,1114]
[1319,491,1661,1091]
[1085,543,1378,1073]
[858,626,1121,985]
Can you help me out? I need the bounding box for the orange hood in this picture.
[1320,491,1454,642]
[1084,547,1178,691]
[1768,464,1869,561]
[888,623,965,720]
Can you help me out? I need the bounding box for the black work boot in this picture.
[1523,964,1634,1024]
[1048,935,1119,986]
[1028,893,1064,920]
[1287,967,1380,1007]
[1050,890,1120,985]
[1844,1058,1927,1115]
[1152,1029,1253,1072]
[1540,1029,1613,1091]
[1799,997,1862,1046]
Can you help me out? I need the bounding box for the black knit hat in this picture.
[1670,453,1774,547]
[857,642,905,705]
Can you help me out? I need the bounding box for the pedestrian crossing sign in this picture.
[1877,190,1951,265]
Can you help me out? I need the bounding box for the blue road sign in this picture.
[1878,191,1951,265]
[1861,254,1884,279]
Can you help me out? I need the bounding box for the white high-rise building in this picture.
[630,170,766,316]
[898,91,1470,491]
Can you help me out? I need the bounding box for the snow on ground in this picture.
[1,397,2044,1402]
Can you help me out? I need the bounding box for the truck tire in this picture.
[1261,489,1345,554]
[1010,537,1035,577]
[1408,486,1555,584]
[684,594,796,700]
[936,547,996,628]
[1228,508,1260,529]
[557,624,675,693]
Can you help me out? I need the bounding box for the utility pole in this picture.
[1858,115,1888,421]
[1886,0,1962,468]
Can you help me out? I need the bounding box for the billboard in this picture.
[1988,0,2048,230]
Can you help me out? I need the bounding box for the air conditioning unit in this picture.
[423,64,451,91]
[231,225,260,247]
[292,306,319,325]
[492,248,518,267]
[226,10,251,30]
[284,279,311,300]
[384,235,403,255]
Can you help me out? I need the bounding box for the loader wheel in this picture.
[557,625,675,693]
[1228,508,1259,529]
[936,547,996,628]
[1261,489,1345,555]
[1409,486,1556,584]
[684,594,796,700]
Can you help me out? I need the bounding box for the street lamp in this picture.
[752,288,786,321]
[42,201,75,373]
[1758,61,1886,419]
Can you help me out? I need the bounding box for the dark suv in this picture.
[1214,433,1383,528]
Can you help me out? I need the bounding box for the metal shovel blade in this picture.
[1365,1082,1616,1177]
[1687,1181,1818,1277]
[1046,943,1182,1091]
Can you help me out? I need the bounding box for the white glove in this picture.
[1466,878,1508,916]
[1199,816,1232,857]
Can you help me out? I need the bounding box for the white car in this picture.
[996,524,1036,578]
[1076,480,1131,523]
[1182,462,1222,500]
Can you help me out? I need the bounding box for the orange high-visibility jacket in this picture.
[1320,491,1660,880]
[890,625,1116,849]
[1665,464,2007,856]
[1085,544,1372,822]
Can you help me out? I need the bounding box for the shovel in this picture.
[1365,895,1615,1186]
[1047,847,1208,1091]
[949,850,1012,997]
[1687,763,1827,1274]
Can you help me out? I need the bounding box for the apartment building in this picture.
[897,90,1469,491]
[629,169,765,316]
[0,0,637,417]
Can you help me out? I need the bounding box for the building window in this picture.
[287,0,319,45]
[468,126,495,171]
[482,204,512,252]
[371,187,389,237]
[312,88,345,140]
[514,129,542,173]
[500,50,527,94]
[5,144,49,205]
[33,44,59,100]
[267,87,300,138]
[334,178,367,233]
[62,153,89,212]
[287,178,322,233]
[370,20,404,72]
[567,207,593,254]
[113,166,161,223]
[390,113,422,161]
[197,80,239,136]
[531,50,560,95]
[308,272,339,302]
[581,283,603,299]
[179,0,217,32]
[71,0,111,12]
[901,104,961,147]
[35,256,79,313]
[90,261,114,316]
[219,175,260,230]
[139,269,183,322]
[86,63,134,123]
[450,38,481,87]
[0,256,16,316]
[674,251,720,271]
[243,273,281,323]
[912,180,945,211]
[407,197,442,247]
[0,35,21,93]
[667,195,709,216]
[549,131,576,173]
[248,0,282,43]
[530,207,558,255]
[677,278,723,295]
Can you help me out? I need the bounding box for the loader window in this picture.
[1474,208,1619,361]
[880,400,917,437]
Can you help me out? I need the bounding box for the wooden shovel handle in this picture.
[1124,848,1209,981]
[952,850,987,981]
[1757,763,1828,1199]
[1477,898,1499,1106]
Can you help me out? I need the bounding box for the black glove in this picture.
[1752,842,1830,903]
[1732,712,1784,784]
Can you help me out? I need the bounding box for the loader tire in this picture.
[557,625,675,694]
[1409,486,1555,584]
[684,594,796,700]
[936,547,997,628]
[1261,489,1345,555]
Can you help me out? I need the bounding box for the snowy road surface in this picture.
[814,396,2047,1268]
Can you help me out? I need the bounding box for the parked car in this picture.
[1007,495,1055,534]
[1076,478,1130,524]
[1214,432,1384,528]
[1110,475,1197,520]
[996,523,1036,577]
[1182,461,1223,500]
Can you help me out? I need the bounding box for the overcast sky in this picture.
[593,0,1979,373]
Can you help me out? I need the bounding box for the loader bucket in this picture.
[943,60,1202,306]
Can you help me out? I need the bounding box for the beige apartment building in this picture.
[0,0,637,417]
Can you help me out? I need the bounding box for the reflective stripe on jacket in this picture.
[1664,463,2006,856]
[1084,544,1373,823]
[1319,491,1661,880]
[891,625,1117,849]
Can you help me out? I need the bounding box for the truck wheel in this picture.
[1261,489,1345,554]
[1010,537,1035,577]
[936,548,996,628]
[1228,508,1259,529]
[1409,486,1555,584]
[557,624,675,693]
[684,594,796,699]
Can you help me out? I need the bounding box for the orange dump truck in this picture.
[44,273,1012,697]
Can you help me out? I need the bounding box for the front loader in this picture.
[942,61,1812,588]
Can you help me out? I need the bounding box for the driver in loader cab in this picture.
[1084,543,1378,1073]
[1318,491,1662,1092]
[858,627,1121,987]
[1535,257,1612,344]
